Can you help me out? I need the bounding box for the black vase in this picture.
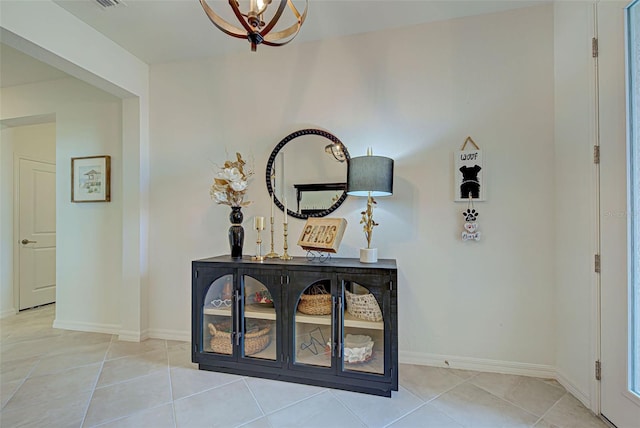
[229,206,244,259]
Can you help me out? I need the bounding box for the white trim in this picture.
[400,351,596,408]
[52,319,119,336]
[12,154,19,313]
[399,351,556,379]
[50,321,189,342]
[557,369,592,408]
[0,308,16,319]
[624,0,640,417]
[591,1,603,416]
[147,328,190,342]
[118,329,149,342]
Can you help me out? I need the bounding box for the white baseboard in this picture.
[555,369,591,408]
[400,351,594,408]
[51,320,158,343]
[0,308,16,319]
[399,351,557,379]
[53,319,120,336]
[51,319,187,343]
[118,329,149,342]
[147,328,190,342]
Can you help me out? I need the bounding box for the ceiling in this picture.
[1,0,547,88]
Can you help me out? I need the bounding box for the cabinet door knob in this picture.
[21,239,37,245]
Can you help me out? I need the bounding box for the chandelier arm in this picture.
[228,0,257,34]
[199,0,249,39]
[259,0,289,36]
[263,24,300,44]
[261,38,295,47]
[287,0,304,21]
[263,0,308,42]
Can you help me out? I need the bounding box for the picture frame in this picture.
[71,155,111,202]
[454,149,485,202]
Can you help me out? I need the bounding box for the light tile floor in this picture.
[0,305,609,428]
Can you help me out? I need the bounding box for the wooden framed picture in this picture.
[71,155,111,202]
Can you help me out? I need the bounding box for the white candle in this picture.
[255,216,265,230]
[284,198,288,223]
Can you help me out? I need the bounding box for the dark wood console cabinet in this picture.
[192,255,398,397]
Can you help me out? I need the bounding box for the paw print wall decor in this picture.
[462,199,481,242]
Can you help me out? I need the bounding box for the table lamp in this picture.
[347,148,394,263]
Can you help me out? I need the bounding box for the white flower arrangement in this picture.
[210,152,253,207]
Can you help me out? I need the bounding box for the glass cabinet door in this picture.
[202,274,235,356]
[293,279,333,368]
[340,280,385,375]
[241,275,277,361]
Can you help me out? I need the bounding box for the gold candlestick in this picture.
[252,216,265,262]
[280,222,293,260]
[265,216,279,258]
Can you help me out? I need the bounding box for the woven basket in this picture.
[344,290,382,322]
[207,321,271,355]
[298,293,332,315]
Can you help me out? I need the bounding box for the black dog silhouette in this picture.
[460,164,481,199]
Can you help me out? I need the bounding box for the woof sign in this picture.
[455,149,485,201]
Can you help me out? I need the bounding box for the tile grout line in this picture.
[382,401,430,428]
[533,391,569,427]
[424,370,480,404]
[81,340,175,427]
[416,372,483,427]
[165,339,178,428]
[171,377,245,403]
[496,376,544,422]
[379,385,431,427]
[0,308,47,411]
[471,375,564,424]
[0,355,39,412]
[257,387,328,417]
[327,389,373,427]
[85,341,173,391]
[79,332,114,428]
[236,377,268,427]
[89,402,174,428]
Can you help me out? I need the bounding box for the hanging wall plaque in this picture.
[462,195,481,242]
[454,136,485,202]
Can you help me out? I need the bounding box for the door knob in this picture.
[21,239,37,245]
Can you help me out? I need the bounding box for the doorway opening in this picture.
[1,116,57,314]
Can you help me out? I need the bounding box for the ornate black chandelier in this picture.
[199,0,308,52]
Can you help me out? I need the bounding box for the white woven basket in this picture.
[344,290,382,322]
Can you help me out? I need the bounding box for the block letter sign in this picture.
[297,218,347,253]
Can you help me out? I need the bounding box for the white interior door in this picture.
[18,158,56,310]
[600,2,640,427]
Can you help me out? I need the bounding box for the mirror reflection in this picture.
[266,129,350,220]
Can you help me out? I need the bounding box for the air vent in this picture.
[95,0,123,9]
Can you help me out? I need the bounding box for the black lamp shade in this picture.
[347,155,394,197]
